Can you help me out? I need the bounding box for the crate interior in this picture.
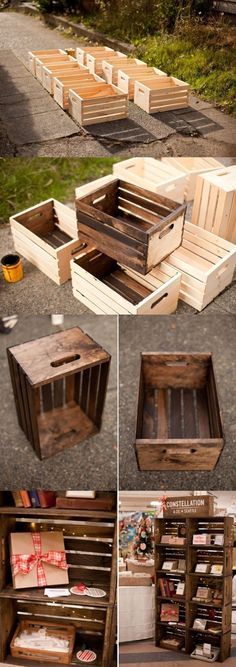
[137,353,223,441]
[78,179,179,237]
[14,201,73,249]
[74,247,173,306]
[117,158,180,184]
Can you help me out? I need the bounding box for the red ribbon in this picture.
[11,533,68,587]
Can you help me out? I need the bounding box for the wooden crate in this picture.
[113,158,187,203]
[69,82,128,126]
[7,327,111,460]
[75,175,186,275]
[34,53,71,83]
[192,166,236,242]
[42,59,80,94]
[76,45,114,66]
[135,352,224,471]
[164,221,236,311]
[86,50,126,77]
[0,500,117,667]
[102,57,144,86]
[71,242,181,315]
[117,64,166,100]
[10,620,75,664]
[10,199,80,285]
[134,75,190,113]
[162,158,224,201]
[53,71,103,110]
[28,49,65,75]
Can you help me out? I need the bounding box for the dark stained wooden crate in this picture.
[75,176,186,275]
[7,328,110,460]
[135,352,224,471]
[0,501,117,667]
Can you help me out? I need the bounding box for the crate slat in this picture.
[162,158,224,201]
[192,166,236,242]
[134,76,190,113]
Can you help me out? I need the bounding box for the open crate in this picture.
[28,49,66,76]
[0,501,117,667]
[76,46,114,66]
[7,327,111,459]
[71,241,181,315]
[10,199,80,285]
[75,175,186,275]
[42,60,81,94]
[86,50,126,78]
[69,82,128,126]
[192,166,236,242]
[34,54,72,83]
[135,352,224,471]
[162,158,224,201]
[117,64,166,100]
[53,70,99,109]
[134,76,189,113]
[10,620,75,664]
[102,57,144,87]
[165,221,236,311]
[113,158,186,204]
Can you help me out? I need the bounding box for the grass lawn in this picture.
[0,158,116,225]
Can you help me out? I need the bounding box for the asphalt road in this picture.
[0,315,117,489]
[0,11,236,157]
[119,314,236,491]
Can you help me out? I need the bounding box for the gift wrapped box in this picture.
[160,603,179,622]
[10,532,69,590]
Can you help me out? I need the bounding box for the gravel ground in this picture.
[0,315,117,489]
[119,314,236,491]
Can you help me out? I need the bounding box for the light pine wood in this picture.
[76,45,114,66]
[134,76,189,113]
[165,220,236,310]
[102,57,145,87]
[162,157,224,201]
[28,49,66,76]
[192,166,236,242]
[117,64,166,99]
[69,82,128,126]
[86,50,126,77]
[113,158,186,203]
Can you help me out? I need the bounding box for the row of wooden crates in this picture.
[9,158,236,315]
[28,47,189,121]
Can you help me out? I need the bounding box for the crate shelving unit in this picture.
[155,516,233,662]
[0,499,117,667]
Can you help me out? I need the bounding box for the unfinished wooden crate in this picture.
[7,327,111,460]
[135,352,224,472]
[162,158,224,201]
[102,57,144,87]
[10,620,76,664]
[71,241,181,315]
[10,199,80,285]
[76,45,114,66]
[192,166,236,242]
[75,175,186,275]
[86,50,126,78]
[0,499,117,667]
[69,82,128,126]
[165,221,236,311]
[28,49,66,75]
[34,54,72,83]
[134,75,190,113]
[113,158,187,204]
[117,64,166,100]
[42,59,81,94]
[53,71,103,109]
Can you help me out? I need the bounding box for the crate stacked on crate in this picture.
[7,327,111,460]
[155,516,233,661]
[134,352,224,472]
[192,165,236,242]
[0,496,117,667]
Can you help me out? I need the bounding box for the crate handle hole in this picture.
[161,449,167,454]
[190,448,197,454]
[165,361,189,367]
[159,223,174,239]
[151,293,168,308]
[51,354,80,367]
[217,264,228,277]
[93,194,107,205]
[71,243,87,256]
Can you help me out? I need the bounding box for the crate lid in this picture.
[8,327,110,386]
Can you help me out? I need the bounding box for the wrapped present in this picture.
[160,603,179,622]
[10,532,69,590]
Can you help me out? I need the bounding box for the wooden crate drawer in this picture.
[75,175,186,275]
[71,242,181,315]
[76,45,114,66]
[10,620,75,664]
[69,83,128,126]
[7,327,110,460]
[117,64,166,100]
[10,199,80,285]
[113,158,186,203]
[134,76,190,113]
[165,221,236,311]
[192,166,236,242]
[102,57,144,87]
[162,158,223,201]
[135,352,224,472]
[53,71,103,109]
[42,59,79,94]
[86,50,126,77]
[28,49,65,75]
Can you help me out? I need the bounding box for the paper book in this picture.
[65,491,96,498]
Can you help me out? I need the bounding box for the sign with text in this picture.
[163,495,214,518]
